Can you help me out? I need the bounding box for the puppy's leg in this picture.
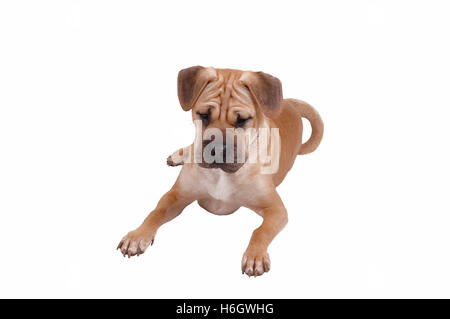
[117,185,193,257]
[166,144,192,167]
[242,192,288,277]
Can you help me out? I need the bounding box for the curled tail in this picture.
[297,101,324,155]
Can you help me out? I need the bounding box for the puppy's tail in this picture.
[297,100,324,155]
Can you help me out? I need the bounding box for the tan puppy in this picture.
[117,66,324,277]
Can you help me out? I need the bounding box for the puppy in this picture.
[117,66,324,276]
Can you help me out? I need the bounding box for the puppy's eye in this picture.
[236,115,252,128]
[197,112,210,124]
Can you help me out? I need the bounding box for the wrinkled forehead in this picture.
[194,70,255,113]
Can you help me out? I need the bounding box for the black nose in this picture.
[211,144,226,157]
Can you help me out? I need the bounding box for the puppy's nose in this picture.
[211,144,227,158]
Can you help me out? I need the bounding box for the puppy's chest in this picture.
[200,171,240,202]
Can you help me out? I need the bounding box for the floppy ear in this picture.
[177,66,216,111]
[240,71,283,118]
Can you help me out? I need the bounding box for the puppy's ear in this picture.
[177,66,216,111]
[240,71,283,118]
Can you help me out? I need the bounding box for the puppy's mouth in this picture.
[198,162,244,173]
[197,139,246,173]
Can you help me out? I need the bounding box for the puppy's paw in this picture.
[116,227,156,258]
[167,155,183,167]
[167,147,188,166]
[241,248,271,277]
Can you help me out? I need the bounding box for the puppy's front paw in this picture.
[167,147,188,166]
[116,227,156,258]
[241,248,271,277]
[167,155,183,167]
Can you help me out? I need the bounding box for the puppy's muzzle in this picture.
[198,139,245,173]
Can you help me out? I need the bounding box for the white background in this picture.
[1,0,449,298]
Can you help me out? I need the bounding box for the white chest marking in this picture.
[205,171,236,202]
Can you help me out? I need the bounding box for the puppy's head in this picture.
[177,66,282,173]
